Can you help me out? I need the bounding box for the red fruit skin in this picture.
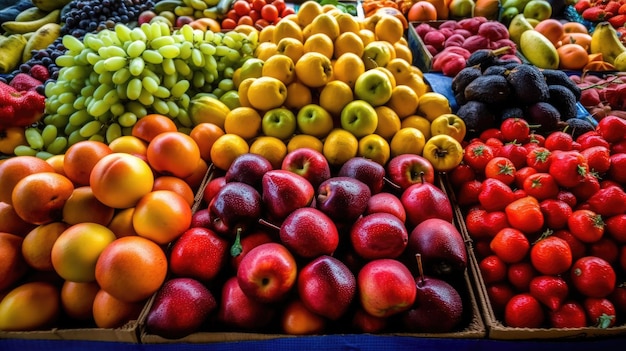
[553,229,587,261]
[556,190,577,208]
[522,173,559,201]
[606,214,626,243]
[479,128,503,141]
[500,118,530,143]
[505,196,544,234]
[529,275,569,311]
[584,297,617,328]
[548,150,590,188]
[478,178,515,212]
[568,209,605,244]
[490,228,530,264]
[497,143,528,170]
[479,255,507,284]
[570,173,601,203]
[549,301,588,328]
[608,285,626,315]
[608,153,626,185]
[463,141,495,172]
[539,199,572,229]
[168,227,229,282]
[507,261,536,292]
[545,131,574,151]
[596,115,626,143]
[580,146,611,174]
[621,245,626,273]
[526,147,552,172]
[456,179,482,207]
[486,282,515,315]
[571,256,617,298]
[504,293,545,328]
[576,131,611,150]
[589,237,620,265]
[514,166,538,190]
[448,164,476,189]
[465,208,509,240]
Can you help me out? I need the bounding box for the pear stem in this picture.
[383,176,402,190]
[415,253,425,288]
[258,218,280,231]
[230,227,243,257]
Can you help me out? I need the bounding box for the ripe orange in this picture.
[490,228,530,264]
[60,280,100,321]
[210,133,250,171]
[95,236,168,303]
[557,43,589,70]
[62,140,113,186]
[530,235,573,275]
[146,131,201,179]
[11,172,75,225]
[183,158,209,191]
[131,114,178,143]
[407,1,438,21]
[62,186,115,226]
[0,201,36,236]
[152,176,195,207]
[132,190,192,245]
[0,155,55,205]
[189,122,225,162]
[92,288,144,328]
[0,233,28,291]
[21,222,69,271]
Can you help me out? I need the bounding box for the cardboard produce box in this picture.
[0,320,141,343]
[139,171,486,343]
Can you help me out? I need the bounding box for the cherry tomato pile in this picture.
[447,116,626,329]
[221,0,295,30]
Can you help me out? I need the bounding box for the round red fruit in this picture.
[504,293,544,328]
[571,256,616,298]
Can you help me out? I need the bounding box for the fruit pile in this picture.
[219,0,295,30]
[144,148,471,338]
[448,115,626,328]
[573,72,626,120]
[451,56,591,139]
[573,0,626,29]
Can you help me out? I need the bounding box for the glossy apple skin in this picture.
[202,176,226,205]
[279,207,339,258]
[365,192,407,223]
[218,276,275,329]
[386,154,436,190]
[145,277,216,339]
[357,259,417,318]
[407,218,468,277]
[316,177,372,223]
[400,182,453,228]
[350,213,408,260]
[351,307,388,333]
[237,242,297,303]
[281,148,331,188]
[402,275,464,333]
[338,157,385,194]
[225,153,274,190]
[230,230,275,271]
[208,182,262,237]
[169,227,228,282]
[262,170,315,221]
[297,255,356,320]
[190,208,211,228]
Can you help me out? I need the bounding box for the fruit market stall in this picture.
[2,0,626,349]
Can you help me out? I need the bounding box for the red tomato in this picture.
[526,146,552,172]
[233,0,251,16]
[505,196,545,234]
[500,118,530,143]
[584,297,616,328]
[252,0,266,11]
[514,166,537,190]
[463,141,495,172]
[539,199,572,229]
[261,4,279,22]
[484,156,516,185]
[522,173,559,201]
[548,150,589,188]
[544,131,574,151]
[497,142,528,169]
[568,209,605,243]
[571,256,616,298]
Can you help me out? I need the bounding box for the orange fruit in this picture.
[0,201,36,237]
[304,33,335,59]
[132,190,192,245]
[374,14,404,43]
[62,140,113,186]
[183,158,209,191]
[386,85,419,119]
[62,186,115,226]
[559,32,592,51]
[534,19,564,46]
[224,107,263,140]
[131,113,178,143]
[373,106,401,140]
[287,134,324,153]
[557,43,589,70]
[107,207,139,238]
[11,172,75,225]
[333,52,365,89]
[563,21,589,34]
[152,176,195,207]
[276,37,305,63]
[0,155,55,205]
[285,81,313,110]
[189,122,225,162]
[107,135,148,156]
[407,1,438,21]
[490,228,530,264]
[281,299,326,335]
[92,288,144,328]
[0,281,61,331]
[0,233,28,291]
[21,222,69,271]
[45,154,65,176]
[262,55,296,85]
[95,236,168,302]
[210,133,250,171]
[51,222,117,282]
[333,31,364,59]
[146,131,201,179]
[60,280,100,321]
[249,136,288,169]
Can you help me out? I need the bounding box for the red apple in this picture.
[297,255,356,320]
[138,10,157,25]
[316,177,371,223]
[364,192,407,223]
[202,176,226,205]
[401,182,453,228]
[386,154,435,190]
[338,157,385,194]
[168,227,229,282]
[230,230,275,271]
[281,147,331,188]
[262,170,315,221]
[351,307,388,333]
[175,15,194,28]
[218,276,275,329]
[350,213,408,260]
[225,153,274,190]
[279,207,339,258]
[190,208,211,228]
[407,218,467,277]
[357,259,416,318]
[208,182,262,237]
[237,242,297,303]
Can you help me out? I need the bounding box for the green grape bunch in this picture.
[27,22,258,158]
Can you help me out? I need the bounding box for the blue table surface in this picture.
[2,334,626,351]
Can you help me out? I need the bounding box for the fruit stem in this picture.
[491,46,511,56]
[383,176,402,190]
[415,253,425,287]
[230,227,243,257]
[258,218,280,231]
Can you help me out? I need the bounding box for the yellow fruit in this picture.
[210,133,250,171]
[386,58,414,85]
[417,92,453,121]
[255,42,278,61]
[390,127,426,157]
[309,13,340,41]
[386,85,419,118]
[374,15,404,43]
[224,107,262,140]
[401,115,432,140]
[294,52,333,88]
[323,128,358,167]
[373,66,397,89]
[276,37,305,63]
[304,33,334,59]
[249,136,288,169]
[285,81,313,110]
[0,282,60,331]
[358,134,391,166]
[259,24,276,43]
[394,41,413,63]
[262,55,296,85]
[335,12,361,33]
[333,52,365,88]
[247,76,288,111]
[237,77,255,107]
[273,19,303,43]
[287,134,324,153]
[373,106,401,140]
[319,80,353,117]
[358,29,376,46]
[405,72,429,96]
[297,0,324,27]
[334,31,364,59]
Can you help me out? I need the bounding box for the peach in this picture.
[0,156,55,205]
[107,207,139,238]
[62,186,116,226]
[132,190,192,245]
[0,232,28,291]
[89,153,155,209]
[21,222,69,271]
[11,172,75,225]
[0,201,37,236]
[0,281,61,331]
[62,140,113,186]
